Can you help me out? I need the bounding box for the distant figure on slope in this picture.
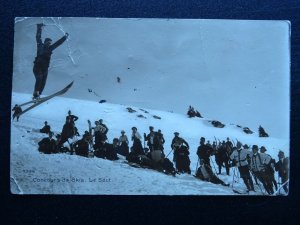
[12,104,22,121]
[40,121,51,134]
[195,159,229,186]
[32,23,69,99]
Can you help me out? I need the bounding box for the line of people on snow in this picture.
[36,111,289,194]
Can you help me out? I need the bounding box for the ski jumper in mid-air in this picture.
[33,23,69,99]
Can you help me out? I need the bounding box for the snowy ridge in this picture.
[11,92,288,195]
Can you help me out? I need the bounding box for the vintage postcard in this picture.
[11,17,290,195]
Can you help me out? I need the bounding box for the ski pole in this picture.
[166,149,173,158]
[232,167,236,188]
[210,157,218,176]
[195,158,200,176]
[278,175,281,195]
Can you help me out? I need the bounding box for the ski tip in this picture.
[68,81,74,87]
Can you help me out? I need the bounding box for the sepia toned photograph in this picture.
[10,17,290,195]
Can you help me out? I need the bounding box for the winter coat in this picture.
[12,106,22,116]
[102,143,118,160]
[171,137,189,149]
[74,139,89,157]
[197,144,212,161]
[66,115,78,125]
[249,152,270,172]
[151,150,164,162]
[230,148,251,167]
[34,26,67,69]
[132,131,142,141]
[40,125,51,134]
[275,157,289,178]
[119,135,129,145]
[38,137,57,154]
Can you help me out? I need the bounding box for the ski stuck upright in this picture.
[15,81,74,118]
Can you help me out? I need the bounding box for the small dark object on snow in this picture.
[99,100,106,103]
[117,77,121,83]
[211,120,225,128]
[137,114,146,119]
[140,109,149,113]
[236,125,242,128]
[88,89,92,92]
[153,115,161,120]
[259,125,269,137]
[243,127,253,134]
[126,107,136,113]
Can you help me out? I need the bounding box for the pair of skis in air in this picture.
[16,81,74,117]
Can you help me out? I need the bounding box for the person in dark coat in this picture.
[197,137,213,167]
[275,150,289,193]
[103,142,119,160]
[196,159,229,186]
[131,127,144,155]
[38,132,57,154]
[171,132,189,163]
[157,129,165,152]
[66,110,79,136]
[40,121,51,134]
[73,136,90,157]
[215,141,230,175]
[260,146,278,191]
[174,144,191,174]
[225,137,233,153]
[144,126,156,152]
[58,118,75,146]
[12,104,22,121]
[126,127,144,163]
[32,23,68,99]
[118,130,129,157]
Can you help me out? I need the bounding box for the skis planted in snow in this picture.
[16,81,74,117]
[273,179,289,196]
[232,188,249,195]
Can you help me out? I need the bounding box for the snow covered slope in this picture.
[12,17,290,138]
[10,93,288,195]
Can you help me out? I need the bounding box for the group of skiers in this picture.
[36,111,289,195]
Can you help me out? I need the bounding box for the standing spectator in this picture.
[230,141,255,192]
[275,150,289,193]
[197,137,213,167]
